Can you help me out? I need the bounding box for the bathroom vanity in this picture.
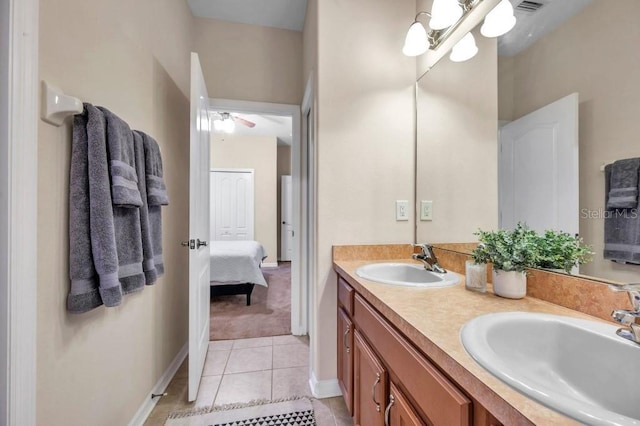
[332,244,632,426]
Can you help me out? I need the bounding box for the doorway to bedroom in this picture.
[208,107,296,342]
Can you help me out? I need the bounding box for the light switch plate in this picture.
[396,200,409,221]
[420,200,433,221]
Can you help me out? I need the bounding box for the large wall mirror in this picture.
[416,0,640,284]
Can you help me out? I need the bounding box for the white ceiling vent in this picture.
[515,1,546,13]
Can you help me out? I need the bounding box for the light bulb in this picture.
[222,118,235,133]
[403,21,429,56]
[480,0,516,38]
[429,0,463,30]
[213,119,224,132]
[450,32,478,62]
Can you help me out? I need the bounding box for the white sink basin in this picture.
[461,312,640,425]
[355,262,460,288]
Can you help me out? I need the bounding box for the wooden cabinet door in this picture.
[337,307,354,415]
[354,330,387,426]
[386,382,426,426]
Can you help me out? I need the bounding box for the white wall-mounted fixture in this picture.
[396,200,409,221]
[480,0,516,38]
[402,0,515,62]
[430,0,463,30]
[40,80,83,126]
[402,15,430,57]
[450,32,479,62]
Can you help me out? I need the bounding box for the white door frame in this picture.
[209,98,306,335]
[1,0,39,424]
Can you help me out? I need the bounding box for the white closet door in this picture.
[211,169,254,241]
[281,175,293,261]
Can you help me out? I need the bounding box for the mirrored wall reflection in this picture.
[416,0,640,284]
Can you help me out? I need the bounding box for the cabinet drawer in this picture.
[338,277,354,315]
[354,294,471,426]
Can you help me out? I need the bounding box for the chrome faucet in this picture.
[609,283,640,344]
[412,244,446,274]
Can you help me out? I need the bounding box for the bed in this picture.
[209,240,268,306]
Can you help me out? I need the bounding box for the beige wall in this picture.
[277,145,292,258]
[37,0,193,425]
[498,0,640,282]
[416,27,498,243]
[313,0,416,382]
[194,18,303,105]
[211,134,278,264]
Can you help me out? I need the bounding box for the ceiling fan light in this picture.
[403,21,429,56]
[222,118,235,133]
[480,0,517,38]
[429,0,463,30]
[450,32,478,62]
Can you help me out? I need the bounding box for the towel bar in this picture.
[41,80,83,126]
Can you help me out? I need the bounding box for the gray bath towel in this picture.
[133,131,158,285]
[68,104,123,312]
[606,158,640,209]
[140,132,169,275]
[98,107,143,208]
[604,164,640,264]
[68,107,104,313]
[141,132,169,206]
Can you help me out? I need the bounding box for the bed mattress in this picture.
[209,240,268,287]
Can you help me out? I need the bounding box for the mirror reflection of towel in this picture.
[604,164,640,265]
[606,158,640,209]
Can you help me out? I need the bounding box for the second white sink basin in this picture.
[355,262,460,287]
[461,312,640,425]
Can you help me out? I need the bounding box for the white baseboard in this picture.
[128,342,188,426]
[309,370,342,399]
[261,262,279,268]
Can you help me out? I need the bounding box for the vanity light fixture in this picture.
[403,0,481,57]
[429,0,463,30]
[449,32,478,62]
[480,0,517,38]
[402,12,431,57]
[403,0,516,62]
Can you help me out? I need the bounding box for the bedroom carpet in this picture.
[210,262,291,340]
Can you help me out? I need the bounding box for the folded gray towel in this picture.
[68,104,124,311]
[140,132,169,275]
[607,158,640,209]
[68,107,103,313]
[604,164,640,264]
[141,132,170,206]
[133,131,158,285]
[98,107,144,208]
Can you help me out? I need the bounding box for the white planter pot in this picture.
[492,269,526,299]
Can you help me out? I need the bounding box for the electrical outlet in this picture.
[396,200,409,221]
[420,200,433,221]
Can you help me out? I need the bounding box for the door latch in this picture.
[180,239,196,249]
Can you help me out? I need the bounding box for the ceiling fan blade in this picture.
[233,115,256,128]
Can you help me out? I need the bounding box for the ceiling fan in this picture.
[211,112,256,133]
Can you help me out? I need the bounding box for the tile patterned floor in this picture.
[144,335,353,426]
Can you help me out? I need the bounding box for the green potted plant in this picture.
[471,223,539,299]
[533,230,592,274]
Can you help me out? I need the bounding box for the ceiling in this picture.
[187,0,308,31]
[498,0,594,56]
[211,112,293,146]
